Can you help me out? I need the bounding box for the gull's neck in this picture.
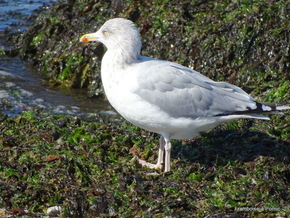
[103,48,139,68]
[100,38,141,108]
[103,32,142,68]
[101,38,141,92]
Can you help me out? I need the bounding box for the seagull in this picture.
[80,18,289,172]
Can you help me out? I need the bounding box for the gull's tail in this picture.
[262,102,290,115]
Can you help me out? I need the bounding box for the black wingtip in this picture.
[215,101,289,117]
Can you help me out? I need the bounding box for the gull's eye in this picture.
[103,30,109,35]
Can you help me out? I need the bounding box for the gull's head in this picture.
[80,18,142,58]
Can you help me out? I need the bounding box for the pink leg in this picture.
[137,136,165,170]
[164,136,171,172]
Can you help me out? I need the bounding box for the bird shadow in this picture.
[171,127,290,168]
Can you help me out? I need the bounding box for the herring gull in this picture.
[80,18,289,172]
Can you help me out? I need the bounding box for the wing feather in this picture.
[133,59,259,119]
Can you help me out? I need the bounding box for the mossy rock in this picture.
[14,0,289,105]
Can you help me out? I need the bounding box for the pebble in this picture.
[0,90,9,98]
[46,206,63,216]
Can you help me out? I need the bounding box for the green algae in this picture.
[264,80,289,103]
[0,110,290,217]
[0,48,5,56]
[30,32,44,47]
[59,55,83,82]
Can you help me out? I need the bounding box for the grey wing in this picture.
[134,60,263,119]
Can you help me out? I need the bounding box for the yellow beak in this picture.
[79,33,97,43]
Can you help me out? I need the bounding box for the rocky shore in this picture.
[1,0,290,217]
[14,0,290,97]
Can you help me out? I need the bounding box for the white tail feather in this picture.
[276,105,290,111]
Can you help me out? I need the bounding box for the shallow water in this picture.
[0,0,112,116]
[0,0,54,33]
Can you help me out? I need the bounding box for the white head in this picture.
[80,18,142,63]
